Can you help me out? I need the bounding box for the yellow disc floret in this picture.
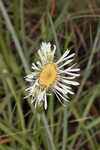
[39,64,57,86]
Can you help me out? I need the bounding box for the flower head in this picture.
[25,42,80,109]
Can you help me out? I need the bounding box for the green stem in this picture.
[41,113,55,150]
[62,106,67,150]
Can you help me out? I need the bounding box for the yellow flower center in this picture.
[39,64,57,86]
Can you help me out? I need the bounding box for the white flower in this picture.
[25,42,80,110]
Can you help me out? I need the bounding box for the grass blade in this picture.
[0,0,29,72]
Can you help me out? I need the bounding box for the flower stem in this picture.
[41,113,55,150]
[62,105,68,150]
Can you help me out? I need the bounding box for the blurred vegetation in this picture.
[0,0,100,150]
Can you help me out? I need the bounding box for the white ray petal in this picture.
[59,70,80,77]
[62,53,75,62]
[52,45,56,56]
[24,93,32,99]
[65,53,75,59]
[54,85,68,95]
[59,75,76,80]
[25,72,38,80]
[43,55,47,63]
[64,71,80,77]
[25,78,33,82]
[58,59,73,69]
[35,100,38,108]
[32,63,40,70]
[54,89,69,102]
[56,49,70,65]
[44,93,47,110]
[47,42,51,52]
[41,42,51,52]
[57,81,71,89]
[41,42,46,51]
[26,72,39,79]
[38,49,44,63]
[25,74,34,79]
[25,87,32,92]
[66,76,76,79]
[68,68,80,72]
[66,66,80,72]
[36,61,42,67]
[41,47,47,59]
[53,90,66,106]
[66,63,77,69]
[25,80,39,95]
[37,92,42,102]
[58,82,74,95]
[60,78,80,86]
[31,97,36,104]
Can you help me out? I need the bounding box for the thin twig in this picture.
[0,137,13,144]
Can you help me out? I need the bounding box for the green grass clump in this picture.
[0,0,100,150]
